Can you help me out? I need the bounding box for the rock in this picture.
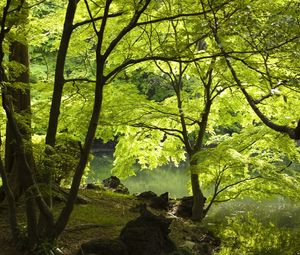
[120,204,177,255]
[180,240,196,250]
[137,191,157,200]
[53,247,64,255]
[150,192,169,210]
[102,176,129,194]
[169,219,221,255]
[137,191,169,210]
[173,196,193,218]
[114,183,129,194]
[102,176,121,189]
[77,238,128,255]
[86,183,101,190]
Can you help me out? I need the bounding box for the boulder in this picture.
[120,204,177,255]
[150,192,169,210]
[102,176,129,194]
[114,183,129,194]
[137,191,169,210]
[173,196,193,218]
[77,238,128,255]
[102,176,121,189]
[137,191,157,200]
[86,183,101,190]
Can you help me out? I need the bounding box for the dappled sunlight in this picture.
[206,199,300,255]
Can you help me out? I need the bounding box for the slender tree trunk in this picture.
[190,159,207,221]
[2,88,54,245]
[0,0,21,244]
[37,0,79,238]
[53,59,105,239]
[0,0,48,249]
[38,0,79,219]
[51,0,112,239]
[46,0,78,147]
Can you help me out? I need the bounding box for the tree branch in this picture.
[211,20,298,139]
[135,1,231,26]
[103,0,151,59]
[72,11,124,30]
[132,122,185,144]
[64,78,96,83]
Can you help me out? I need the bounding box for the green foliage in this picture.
[126,69,175,101]
[195,125,300,202]
[217,212,300,255]
[53,134,82,185]
[33,134,90,186]
[1,0,300,251]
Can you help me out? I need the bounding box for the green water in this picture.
[88,154,189,198]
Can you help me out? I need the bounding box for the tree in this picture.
[1,0,299,252]
[203,0,300,141]
[1,0,35,205]
[0,0,218,252]
[99,0,300,221]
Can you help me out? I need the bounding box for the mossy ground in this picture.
[0,189,140,255]
[1,192,300,255]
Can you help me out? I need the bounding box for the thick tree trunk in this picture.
[3,40,34,201]
[0,143,19,241]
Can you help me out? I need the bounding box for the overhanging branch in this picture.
[212,23,298,139]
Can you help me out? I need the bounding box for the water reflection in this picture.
[89,154,189,198]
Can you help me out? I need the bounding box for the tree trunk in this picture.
[40,0,79,213]
[0,138,19,241]
[53,61,105,239]
[3,40,34,201]
[190,158,206,221]
[45,0,78,148]
[36,0,79,237]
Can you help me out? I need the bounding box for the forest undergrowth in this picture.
[1,189,300,255]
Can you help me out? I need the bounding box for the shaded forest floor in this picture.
[1,189,300,255]
[0,190,140,255]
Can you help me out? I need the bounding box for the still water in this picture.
[88,154,189,198]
